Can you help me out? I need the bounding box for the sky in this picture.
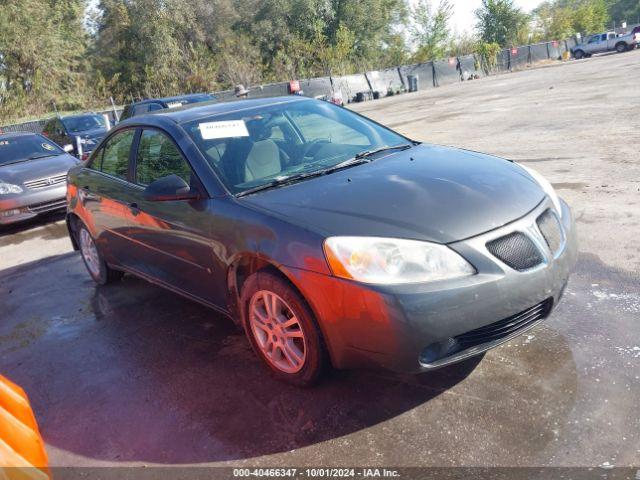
[451,0,544,33]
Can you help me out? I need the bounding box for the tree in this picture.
[447,32,480,57]
[475,0,530,47]
[533,0,609,41]
[0,0,89,118]
[410,0,454,62]
[608,0,640,24]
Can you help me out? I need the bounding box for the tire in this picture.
[615,43,627,53]
[240,271,326,386]
[77,223,124,285]
[573,50,585,60]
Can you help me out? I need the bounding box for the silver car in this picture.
[0,132,79,225]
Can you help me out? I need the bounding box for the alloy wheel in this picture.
[249,290,307,374]
[79,228,101,277]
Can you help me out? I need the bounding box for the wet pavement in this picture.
[1,246,639,467]
[2,51,640,468]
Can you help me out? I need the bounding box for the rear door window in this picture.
[99,129,135,180]
[133,104,150,116]
[147,103,164,112]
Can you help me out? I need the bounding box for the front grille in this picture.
[420,298,554,365]
[486,232,543,271]
[537,209,563,255]
[27,198,67,214]
[23,174,67,190]
[454,298,553,350]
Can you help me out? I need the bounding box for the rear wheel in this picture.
[77,224,124,285]
[573,50,585,59]
[241,271,326,386]
[615,42,627,53]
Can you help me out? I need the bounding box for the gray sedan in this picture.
[65,97,577,386]
[0,132,79,225]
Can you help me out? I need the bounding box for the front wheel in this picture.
[77,224,124,285]
[573,50,585,60]
[241,271,326,386]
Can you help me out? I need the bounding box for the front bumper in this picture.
[283,198,578,373]
[0,185,67,225]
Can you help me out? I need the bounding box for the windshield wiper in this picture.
[354,143,413,160]
[237,157,376,197]
[28,153,60,160]
[237,171,326,197]
[236,144,415,197]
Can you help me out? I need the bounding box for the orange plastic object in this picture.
[0,376,49,480]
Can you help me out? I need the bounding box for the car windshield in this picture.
[62,115,106,134]
[183,100,410,195]
[0,135,65,166]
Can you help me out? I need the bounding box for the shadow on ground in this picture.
[0,211,67,245]
[0,253,481,464]
[2,252,638,466]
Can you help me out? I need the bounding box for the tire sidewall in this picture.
[240,272,325,386]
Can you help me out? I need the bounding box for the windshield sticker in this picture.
[42,143,55,151]
[166,101,184,108]
[0,141,9,146]
[199,120,249,140]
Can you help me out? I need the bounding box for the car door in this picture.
[51,119,70,150]
[597,33,609,52]
[125,128,226,308]
[75,128,142,268]
[585,35,600,54]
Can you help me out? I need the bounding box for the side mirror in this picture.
[143,174,199,202]
[63,144,74,153]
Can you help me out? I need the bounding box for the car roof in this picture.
[0,131,41,139]
[135,93,215,106]
[149,96,311,125]
[60,113,99,120]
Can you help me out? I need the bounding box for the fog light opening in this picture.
[420,337,460,365]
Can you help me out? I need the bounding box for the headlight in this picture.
[0,182,23,195]
[324,237,475,285]
[518,164,562,217]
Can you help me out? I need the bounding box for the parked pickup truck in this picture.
[572,31,639,59]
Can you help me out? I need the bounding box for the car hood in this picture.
[241,144,545,244]
[0,154,79,184]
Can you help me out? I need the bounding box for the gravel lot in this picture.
[1,51,639,469]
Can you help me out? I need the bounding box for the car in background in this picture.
[119,93,216,121]
[572,31,638,59]
[0,132,79,225]
[65,97,577,386]
[42,113,110,161]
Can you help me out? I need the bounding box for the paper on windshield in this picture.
[199,120,249,140]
